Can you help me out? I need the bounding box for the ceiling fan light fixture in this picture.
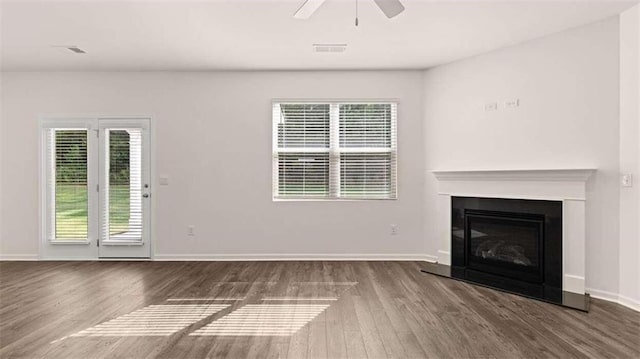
[294,0,327,19]
[373,0,405,18]
[294,0,404,20]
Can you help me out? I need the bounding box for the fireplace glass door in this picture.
[465,210,544,283]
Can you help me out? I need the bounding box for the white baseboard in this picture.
[37,257,151,261]
[0,254,39,261]
[0,253,438,262]
[618,294,640,312]
[153,253,436,262]
[587,287,640,312]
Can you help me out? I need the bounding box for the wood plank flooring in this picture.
[0,261,638,359]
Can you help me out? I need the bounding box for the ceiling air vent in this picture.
[313,44,347,53]
[51,45,87,54]
[67,46,87,54]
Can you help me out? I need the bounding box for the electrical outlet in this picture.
[390,224,398,235]
[187,225,195,236]
[622,174,633,187]
[505,98,520,108]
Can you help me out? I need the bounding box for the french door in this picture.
[41,118,151,259]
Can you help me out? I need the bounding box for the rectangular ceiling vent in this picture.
[313,44,347,53]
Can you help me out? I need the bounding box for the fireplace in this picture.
[422,169,594,311]
[451,197,563,302]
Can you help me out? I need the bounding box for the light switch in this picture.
[621,174,633,187]
[485,102,498,112]
[159,175,169,186]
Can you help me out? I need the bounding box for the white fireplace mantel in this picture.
[432,169,596,182]
[431,168,596,295]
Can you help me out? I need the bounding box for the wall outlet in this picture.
[390,224,398,235]
[505,98,520,108]
[187,225,195,236]
[621,174,633,187]
[485,102,498,112]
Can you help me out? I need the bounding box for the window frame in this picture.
[272,100,398,201]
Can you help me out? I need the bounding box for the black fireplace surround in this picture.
[451,197,563,304]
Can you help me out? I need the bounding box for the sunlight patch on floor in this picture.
[166,298,246,302]
[68,304,229,337]
[261,297,338,301]
[189,304,330,337]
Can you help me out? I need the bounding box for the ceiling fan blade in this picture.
[373,0,405,18]
[293,0,328,19]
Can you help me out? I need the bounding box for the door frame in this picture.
[98,118,151,258]
[38,115,154,260]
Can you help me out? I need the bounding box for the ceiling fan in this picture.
[294,0,405,20]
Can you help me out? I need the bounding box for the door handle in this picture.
[143,193,150,198]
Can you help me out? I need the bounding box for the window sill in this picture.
[273,197,397,202]
[48,240,91,245]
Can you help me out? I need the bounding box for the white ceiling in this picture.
[1,0,637,71]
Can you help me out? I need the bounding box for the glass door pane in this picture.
[54,129,89,241]
[103,129,143,242]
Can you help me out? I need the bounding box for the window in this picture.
[273,102,397,200]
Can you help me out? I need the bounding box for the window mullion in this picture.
[329,103,340,199]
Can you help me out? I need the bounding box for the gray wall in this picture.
[0,71,426,259]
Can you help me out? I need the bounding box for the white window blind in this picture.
[273,104,331,198]
[338,103,396,199]
[44,128,90,241]
[101,128,144,243]
[273,102,397,200]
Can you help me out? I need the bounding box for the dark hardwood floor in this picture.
[0,261,638,359]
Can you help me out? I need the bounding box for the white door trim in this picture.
[38,116,153,260]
